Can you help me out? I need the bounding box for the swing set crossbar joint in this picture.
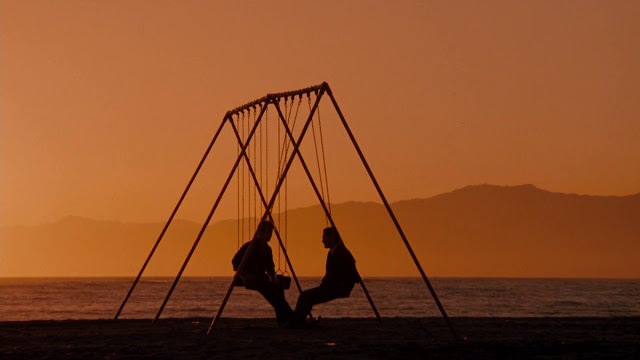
[226,83,327,117]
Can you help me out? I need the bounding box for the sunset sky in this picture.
[2,1,639,227]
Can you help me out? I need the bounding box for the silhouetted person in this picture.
[289,227,359,327]
[232,220,293,326]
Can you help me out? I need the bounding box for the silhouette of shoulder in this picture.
[322,243,358,288]
[232,240,273,272]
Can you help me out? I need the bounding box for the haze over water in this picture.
[1,277,638,321]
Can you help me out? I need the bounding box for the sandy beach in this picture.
[1,317,638,359]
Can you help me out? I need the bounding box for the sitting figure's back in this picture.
[320,228,359,297]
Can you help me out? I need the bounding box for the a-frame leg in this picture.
[208,89,325,333]
[115,116,229,319]
[273,101,382,322]
[154,104,268,322]
[326,86,458,339]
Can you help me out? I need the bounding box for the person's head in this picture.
[322,226,342,249]
[255,220,274,243]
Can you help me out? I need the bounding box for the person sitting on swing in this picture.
[288,226,359,327]
[232,220,293,326]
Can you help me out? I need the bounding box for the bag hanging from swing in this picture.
[275,273,291,290]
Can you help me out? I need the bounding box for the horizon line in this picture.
[1,275,639,280]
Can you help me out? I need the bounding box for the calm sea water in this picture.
[1,277,638,321]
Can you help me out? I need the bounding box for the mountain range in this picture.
[2,184,638,278]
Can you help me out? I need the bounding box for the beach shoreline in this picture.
[1,317,638,359]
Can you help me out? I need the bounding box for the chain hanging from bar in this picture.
[237,112,245,248]
[252,106,257,230]
[276,97,283,273]
[309,93,332,225]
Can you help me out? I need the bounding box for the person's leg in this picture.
[256,281,293,326]
[292,286,340,324]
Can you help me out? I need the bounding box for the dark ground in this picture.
[1,317,638,359]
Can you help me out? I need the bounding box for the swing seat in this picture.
[233,274,259,290]
[275,274,291,290]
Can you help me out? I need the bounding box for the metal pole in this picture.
[208,89,325,332]
[154,104,268,322]
[207,275,235,333]
[326,85,458,339]
[207,223,258,334]
[114,116,228,320]
[355,272,380,320]
[274,100,382,322]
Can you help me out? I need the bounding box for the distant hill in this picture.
[2,184,639,278]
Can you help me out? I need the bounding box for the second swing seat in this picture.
[275,274,291,290]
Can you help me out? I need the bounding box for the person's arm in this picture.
[265,245,276,281]
[321,246,354,288]
[338,247,357,287]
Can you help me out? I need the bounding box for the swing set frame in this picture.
[114,82,457,339]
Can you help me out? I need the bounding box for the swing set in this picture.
[114,82,457,338]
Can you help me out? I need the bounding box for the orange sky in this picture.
[2,1,639,227]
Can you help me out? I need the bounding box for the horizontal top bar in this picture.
[226,82,327,117]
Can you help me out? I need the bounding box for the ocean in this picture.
[1,277,638,321]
